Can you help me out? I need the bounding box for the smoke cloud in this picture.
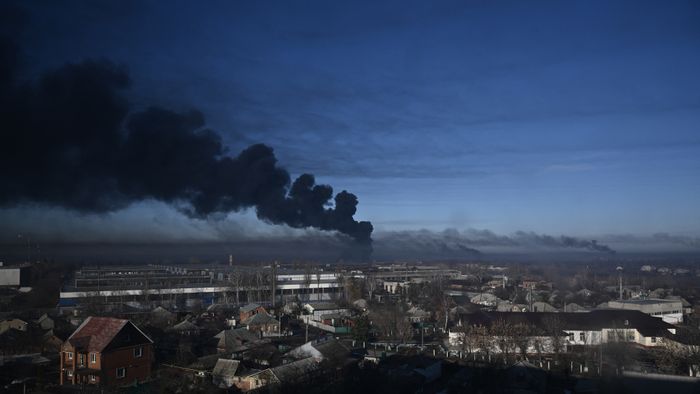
[373,229,482,261]
[512,231,615,254]
[652,233,700,248]
[0,28,373,251]
[376,229,616,255]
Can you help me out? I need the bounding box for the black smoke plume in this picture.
[513,231,615,254]
[375,229,616,255]
[0,30,373,251]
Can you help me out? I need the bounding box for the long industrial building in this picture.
[58,263,460,313]
[59,264,344,312]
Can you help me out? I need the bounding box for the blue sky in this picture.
[3,0,700,245]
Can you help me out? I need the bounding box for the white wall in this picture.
[564,330,603,346]
[0,268,20,286]
[447,332,561,354]
[659,313,683,324]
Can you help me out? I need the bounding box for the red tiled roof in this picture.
[67,317,129,352]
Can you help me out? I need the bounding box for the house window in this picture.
[67,370,73,377]
[91,353,96,363]
[134,346,143,358]
[579,332,585,342]
[568,333,574,341]
[67,352,73,360]
[90,375,96,382]
[79,354,84,365]
[116,367,126,379]
[651,337,657,343]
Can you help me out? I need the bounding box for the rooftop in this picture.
[459,310,675,335]
[243,312,279,326]
[67,317,152,352]
[269,357,319,383]
[241,303,263,313]
[169,319,200,332]
[212,358,240,378]
[609,298,681,305]
[216,327,261,350]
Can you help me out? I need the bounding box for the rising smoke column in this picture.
[0,30,373,252]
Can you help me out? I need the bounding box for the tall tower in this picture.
[616,266,624,300]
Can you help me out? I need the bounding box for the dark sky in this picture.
[1,0,700,257]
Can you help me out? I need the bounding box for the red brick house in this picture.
[60,317,153,387]
[239,303,267,322]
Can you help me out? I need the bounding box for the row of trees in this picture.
[368,302,415,343]
[452,316,567,360]
[654,332,700,376]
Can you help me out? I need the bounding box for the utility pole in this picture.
[420,322,424,349]
[270,262,277,308]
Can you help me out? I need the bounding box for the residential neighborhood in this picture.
[1,260,700,392]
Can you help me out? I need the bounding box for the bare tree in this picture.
[531,335,545,362]
[439,294,453,332]
[335,272,345,301]
[454,325,480,356]
[472,325,493,357]
[255,266,264,303]
[315,269,322,301]
[514,323,534,359]
[542,315,566,359]
[654,331,700,376]
[365,272,377,301]
[604,327,635,374]
[83,290,105,316]
[369,304,393,339]
[303,264,312,302]
[344,276,363,302]
[491,318,518,359]
[395,314,414,344]
[370,302,414,343]
[230,269,242,305]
